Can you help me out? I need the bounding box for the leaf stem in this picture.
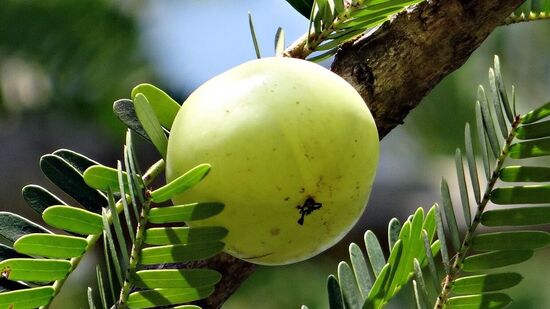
[118,195,151,308]
[41,159,165,309]
[284,0,363,59]
[434,116,521,308]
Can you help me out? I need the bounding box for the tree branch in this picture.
[332,0,524,138]
[192,0,524,307]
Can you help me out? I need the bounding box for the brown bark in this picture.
[192,0,524,308]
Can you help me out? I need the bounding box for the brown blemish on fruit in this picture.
[270,228,280,236]
[284,197,290,201]
[299,187,305,193]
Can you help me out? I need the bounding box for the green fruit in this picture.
[166,57,379,265]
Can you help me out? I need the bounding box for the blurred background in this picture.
[0,0,549,308]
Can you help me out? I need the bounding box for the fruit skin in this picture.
[166,57,379,265]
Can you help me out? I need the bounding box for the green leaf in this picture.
[127,286,214,309]
[0,286,54,308]
[490,185,550,204]
[0,212,51,243]
[327,274,345,309]
[113,99,150,141]
[22,185,67,215]
[366,240,403,308]
[422,231,440,293]
[0,258,71,281]
[338,261,362,309]
[248,12,261,59]
[455,149,471,227]
[499,166,550,182]
[364,230,385,278]
[363,264,391,309]
[475,102,491,180]
[307,47,339,63]
[53,149,100,174]
[118,161,135,242]
[101,210,124,286]
[434,205,450,274]
[349,243,372,300]
[148,203,224,224]
[274,27,285,56]
[285,0,314,18]
[83,165,130,192]
[14,234,87,259]
[482,206,550,226]
[392,208,424,293]
[493,55,514,123]
[96,265,109,309]
[139,242,224,265]
[483,81,508,139]
[132,83,180,130]
[144,226,228,245]
[478,93,501,157]
[135,269,221,289]
[387,218,401,250]
[452,273,523,294]
[447,293,512,309]
[412,280,424,309]
[471,231,550,251]
[465,123,481,203]
[106,190,130,269]
[440,179,460,251]
[150,164,211,203]
[43,205,103,235]
[40,154,107,213]
[134,93,168,158]
[422,206,437,244]
[88,287,97,309]
[509,138,550,159]
[462,250,534,271]
[101,236,116,304]
[516,120,550,140]
[412,259,429,308]
[521,101,550,124]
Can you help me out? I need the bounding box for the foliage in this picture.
[282,0,424,59]
[305,56,550,309]
[1,1,549,308]
[0,86,226,308]
[505,0,550,24]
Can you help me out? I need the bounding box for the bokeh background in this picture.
[0,1,549,308]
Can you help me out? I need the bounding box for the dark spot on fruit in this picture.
[352,153,356,158]
[272,148,277,151]
[299,188,305,193]
[270,228,280,236]
[295,101,300,104]
[284,197,290,201]
[276,186,282,191]
[296,197,322,225]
